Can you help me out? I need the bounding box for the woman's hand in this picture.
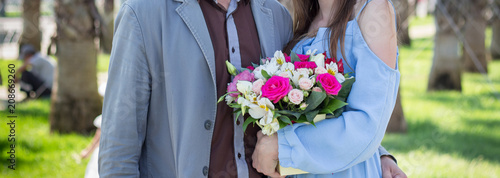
[381,155,407,178]
[252,131,284,178]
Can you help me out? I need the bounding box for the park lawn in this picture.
[382,17,500,177]
[0,16,499,177]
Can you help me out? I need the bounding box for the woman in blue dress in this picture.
[251,0,402,177]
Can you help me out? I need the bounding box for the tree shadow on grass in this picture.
[422,92,499,111]
[383,121,500,164]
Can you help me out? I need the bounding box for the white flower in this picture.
[279,71,293,79]
[237,96,252,116]
[236,81,253,95]
[326,62,338,76]
[253,66,265,80]
[273,50,286,65]
[291,69,310,86]
[248,98,275,123]
[225,95,235,105]
[335,73,346,83]
[280,62,295,72]
[266,62,281,76]
[261,118,280,136]
[310,53,325,69]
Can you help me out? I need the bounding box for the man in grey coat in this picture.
[98,0,406,177]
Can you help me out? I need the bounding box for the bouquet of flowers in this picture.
[218,50,355,136]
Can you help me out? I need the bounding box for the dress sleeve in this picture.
[277,33,400,173]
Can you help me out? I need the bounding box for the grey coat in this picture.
[98,0,293,177]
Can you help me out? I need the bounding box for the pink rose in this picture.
[297,54,310,62]
[234,70,255,82]
[315,66,328,75]
[288,89,304,105]
[227,81,239,97]
[279,72,291,79]
[247,66,255,71]
[227,70,254,97]
[298,78,314,90]
[261,76,293,103]
[252,79,265,94]
[284,53,291,63]
[294,61,317,70]
[312,87,322,92]
[316,73,342,95]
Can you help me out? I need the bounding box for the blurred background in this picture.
[0,0,499,177]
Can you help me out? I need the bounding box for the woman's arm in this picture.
[358,0,398,69]
[274,0,399,173]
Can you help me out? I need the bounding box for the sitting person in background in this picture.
[16,45,56,99]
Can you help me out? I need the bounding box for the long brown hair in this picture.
[284,0,358,63]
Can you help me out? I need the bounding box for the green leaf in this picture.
[261,69,271,80]
[278,115,293,125]
[305,91,327,112]
[217,92,239,103]
[252,62,259,68]
[276,110,302,120]
[228,103,241,108]
[320,99,347,114]
[234,110,242,122]
[336,77,355,102]
[305,110,320,123]
[290,51,301,63]
[332,107,345,118]
[242,117,257,133]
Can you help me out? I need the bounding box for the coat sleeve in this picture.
[98,4,151,177]
[277,39,400,173]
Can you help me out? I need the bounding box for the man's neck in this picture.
[217,0,231,10]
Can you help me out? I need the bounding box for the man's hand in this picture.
[381,155,407,178]
[252,131,284,178]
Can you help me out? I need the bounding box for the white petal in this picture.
[335,73,346,83]
[249,104,266,119]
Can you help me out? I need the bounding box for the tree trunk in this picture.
[98,0,114,54]
[394,0,411,46]
[0,0,6,17]
[387,89,407,133]
[19,0,42,51]
[491,0,500,60]
[278,0,293,17]
[51,0,102,134]
[462,0,488,73]
[428,0,463,91]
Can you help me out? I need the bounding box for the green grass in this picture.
[0,99,92,177]
[0,16,499,177]
[382,17,500,177]
[4,11,53,18]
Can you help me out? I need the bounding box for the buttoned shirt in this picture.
[199,0,263,177]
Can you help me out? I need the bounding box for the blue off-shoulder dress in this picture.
[277,0,401,177]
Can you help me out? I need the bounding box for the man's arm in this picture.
[98,3,151,177]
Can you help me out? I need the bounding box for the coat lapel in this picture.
[175,0,216,85]
[251,0,275,58]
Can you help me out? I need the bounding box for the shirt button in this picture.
[203,166,209,176]
[232,47,235,53]
[236,119,240,126]
[238,153,242,159]
[204,120,212,130]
